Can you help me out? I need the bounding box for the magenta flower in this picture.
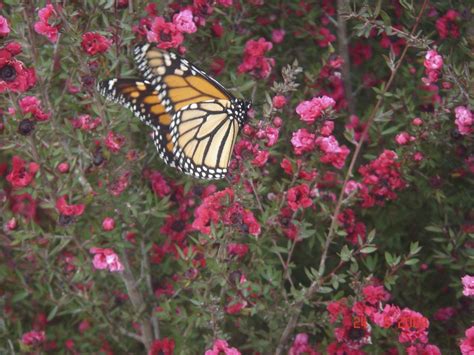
[205,339,241,355]
[454,106,473,136]
[0,15,10,36]
[21,330,46,346]
[102,217,116,231]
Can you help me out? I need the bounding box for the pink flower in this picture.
[105,131,125,153]
[102,217,116,231]
[271,29,285,44]
[34,4,60,43]
[395,132,414,145]
[56,195,85,216]
[296,96,335,124]
[57,162,69,173]
[412,117,423,126]
[0,15,10,36]
[291,128,315,155]
[21,330,46,346]
[205,339,241,355]
[90,247,124,272]
[460,325,474,354]
[147,17,184,49]
[462,275,474,297]
[289,333,318,355]
[422,50,443,85]
[424,50,443,70]
[454,106,473,136]
[173,9,196,34]
[272,95,287,109]
[81,32,112,55]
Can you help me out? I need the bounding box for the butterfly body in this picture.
[97,44,250,180]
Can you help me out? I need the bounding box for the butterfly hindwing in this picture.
[170,99,240,179]
[96,78,176,167]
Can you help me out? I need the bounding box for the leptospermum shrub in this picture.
[0,1,472,354]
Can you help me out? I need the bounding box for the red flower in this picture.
[146,170,171,197]
[102,217,116,231]
[108,171,130,196]
[81,32,112,55]
[358,150,406,208]
[21,330,46,346]
[338,209,366,245]
[362,285,390,305]
[227,243,249,258]
[0,42,36,93]
[149,337,175,355]
[287,184,312,211]
[397,309,429,344]
[435,10,460,39]
[9,193,37,220]
[6,156,39,189]
[34,4,60,43]
[350,41,372,66]
[19,96,50,121]
[251,149,269,167]
[238,38,275,79]
[56,195,85,216]
[146,17,184,49]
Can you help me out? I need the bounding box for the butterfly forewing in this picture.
[96,78,176,167]
[133,44,232,116]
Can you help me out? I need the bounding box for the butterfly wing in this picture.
[96,78,176,167]
[170,99,241,179]
[133,43,232,117]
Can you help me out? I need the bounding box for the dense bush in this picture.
[0,0,473,354]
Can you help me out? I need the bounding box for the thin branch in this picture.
[337,0,355,116]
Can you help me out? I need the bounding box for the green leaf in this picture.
[360,246,377,254]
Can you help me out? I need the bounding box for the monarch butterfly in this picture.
[97,43,251,180]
